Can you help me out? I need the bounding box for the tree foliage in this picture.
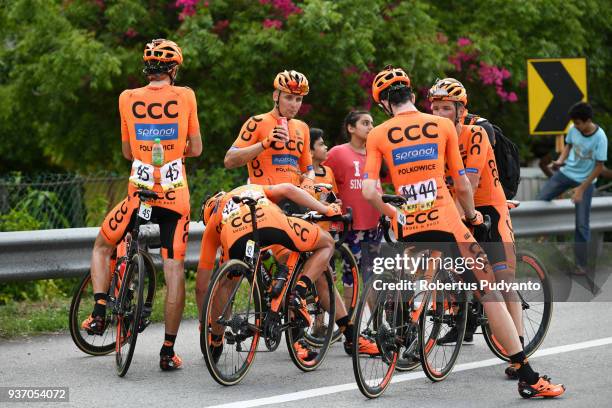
[1,0,610,174]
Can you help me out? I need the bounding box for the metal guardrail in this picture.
[2,198,612,283]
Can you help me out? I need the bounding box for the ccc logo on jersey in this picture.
[132,100,178,119]
[387,122,439,144]
[287,218,310,242]
[108,201,130,231]
[240,116,263,142]
[404,209,439,226]
[270,138,304,154]
[230,207,265,229]
[469,129,484,156]
[488,159,500,187]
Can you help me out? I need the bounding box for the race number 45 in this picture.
[160,158,185,191]
[129,160,155,190]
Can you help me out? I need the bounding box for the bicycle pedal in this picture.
[141,304,152,318]
[225,332,236,345]
[138,318,151,333]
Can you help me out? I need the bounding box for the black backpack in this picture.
[465,114,521,199]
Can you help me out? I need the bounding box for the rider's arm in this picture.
[363,179,395,218]
[198,218,221,271]
[185,133,203,157]
[224,116,264,169]
[119,91,133,161]
[224,144,265,169]
[299,123,315,178]
[444,118,477,220]
[362,131,395,218]
[265,183,330,214]
[122,141,133,161]
[184,89,202,158]
[465,125,489,192]
[224,119,290,168]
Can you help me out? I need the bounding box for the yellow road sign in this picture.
[527,58,587,135]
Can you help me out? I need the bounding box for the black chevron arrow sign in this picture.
[532,61,584,133]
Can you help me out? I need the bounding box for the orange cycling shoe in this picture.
[290,294,312,327]
[160,354,183,371]
[294,340,317,363]
[343,335,381,356]
[518,375,565,398]
[81,315,106,336]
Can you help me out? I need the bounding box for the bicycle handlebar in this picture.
[137,189,160,201]
[290,207,353,247]
[379,194,492,241]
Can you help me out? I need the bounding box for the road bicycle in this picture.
[352,194,471,398]
[68,189,159,376]
[200,195,352,386]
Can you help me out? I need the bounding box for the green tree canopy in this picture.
[1,0,610,173]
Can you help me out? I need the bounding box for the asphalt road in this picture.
[2,300,611,408]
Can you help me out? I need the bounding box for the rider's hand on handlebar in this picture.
[324,203,342,217]
[466,210,484,226]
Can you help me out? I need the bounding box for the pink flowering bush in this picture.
[447,37,518,103]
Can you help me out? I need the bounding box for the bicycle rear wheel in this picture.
[115,253,146,377]
[419,270,467,382]
[69,272,116,356]
[352,278,402,398]
[285,263,335,371]
[482,250,553,360]
[202,260,262,386]
[304,244,359,347]
[69,250,155,356]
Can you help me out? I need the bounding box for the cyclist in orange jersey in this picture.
[223,70,316,204]
[197,183,340,362]
[83,39,202,371]
[220,72,378,355]
[429,78,521,378]
[361,65,564,398]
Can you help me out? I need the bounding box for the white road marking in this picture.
[207,336,612,408]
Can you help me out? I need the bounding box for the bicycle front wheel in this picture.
[419,270,467,382]
[285,263,335,372]
[352,278,402,398]
[304,244,359,347]
[202,260,262,386]
[482,250,553,360]
[115,253,146,377]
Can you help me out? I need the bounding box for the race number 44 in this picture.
[398,178,437,212]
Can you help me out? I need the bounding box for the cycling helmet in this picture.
[201,191,226,226]
[143,39,183,75]
[428,78,468,106]
[274,70,309,96]
[371,65,411,104]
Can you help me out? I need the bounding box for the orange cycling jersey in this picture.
[451,125,506,207]
[364,110,464,209]
[119,83,199,211]
[314,165,338,200]
[314,165,339,231]
[100,84,199,259]
[363,110,499,299]
[231,112,313,186]
[197,185,322,270]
